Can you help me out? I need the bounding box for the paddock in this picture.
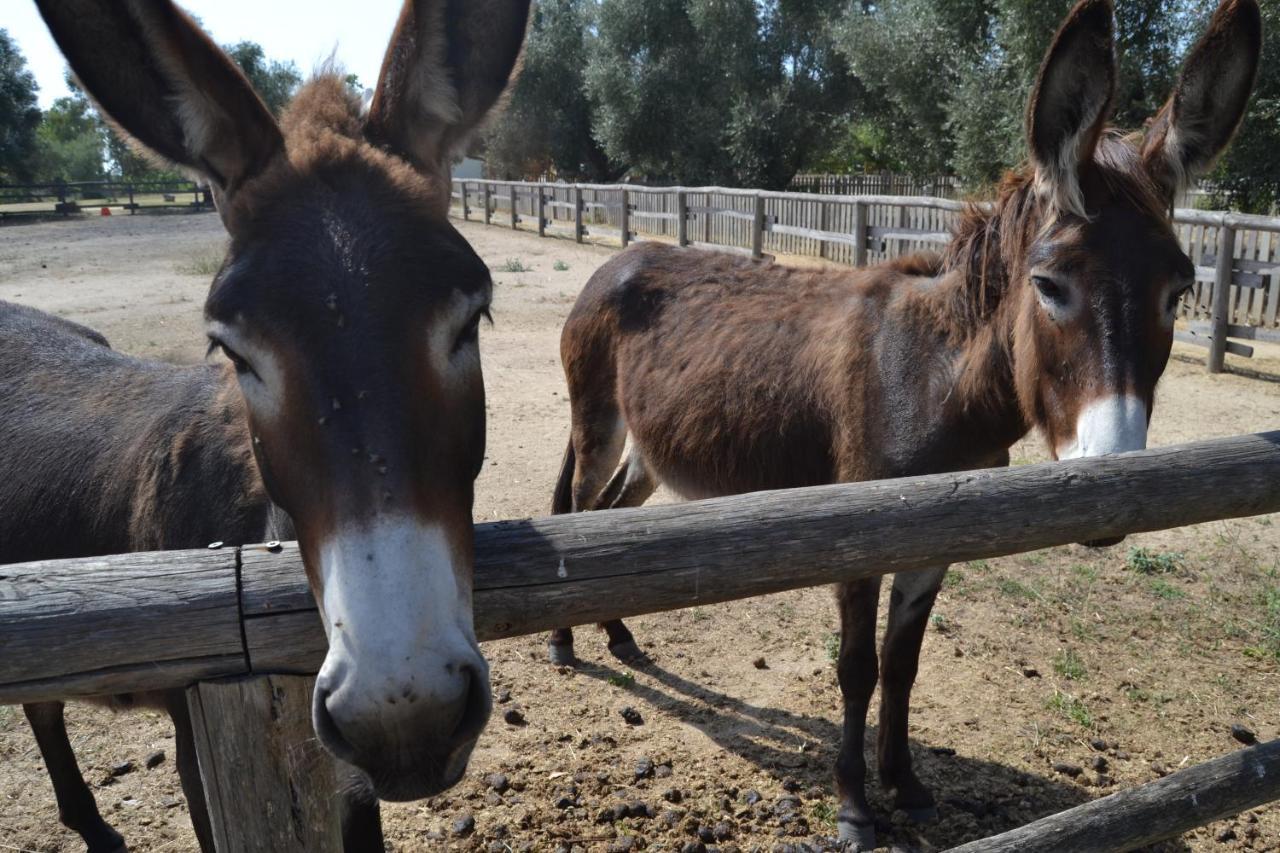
[1,213,1279,851]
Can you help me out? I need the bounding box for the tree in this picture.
[484,0,618,180]
[1206,0,1279,213]
[585,0,852,188]
[0,29,42,182]
[30,93,106,183]
[224,41,302,116]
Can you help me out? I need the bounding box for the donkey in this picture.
[3,1,530,850]
[546,0,1260,848]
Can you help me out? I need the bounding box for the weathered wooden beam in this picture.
[188,675,344,853]
[1208,224,1237,373]
[3,431,1280,703]
[945,740,1280,853]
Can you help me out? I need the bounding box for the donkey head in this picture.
[1009,0,1260,461]
[37,0,530,800]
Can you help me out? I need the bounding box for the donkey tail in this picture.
[552,437,575,515]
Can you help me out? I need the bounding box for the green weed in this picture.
[500,257,530,272]
[1052,648,1087,681]
[553,260,569,271]
[1126,547,1181,575]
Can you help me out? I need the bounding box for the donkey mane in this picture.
[227,73,449,226]
[942,131,1171,327]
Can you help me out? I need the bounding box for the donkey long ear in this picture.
[365,0,532,175]
[35,0,282,203]
[1141,0,1262,201]
[1026,0,1116,217]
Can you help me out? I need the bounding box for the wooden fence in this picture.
[4,431,1280,850]
[788,172,961,199]
[450,179,1280,374]
[0,179,210,218]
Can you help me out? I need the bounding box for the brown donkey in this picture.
[2,0,529,850]
[548,1,1260,847]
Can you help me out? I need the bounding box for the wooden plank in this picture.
[573,186,583,243]
[8,431,1280,703]
[853,202,868,267]
[0,549,242,702]
[676,190,688,247]
[1188,322,1280,345]
[187,676,343,853]
[1174,329,1254,358]
[1209,225,1237,372]
[945,741,1280,853]
[619,188,629,248]
[751,193,765,259]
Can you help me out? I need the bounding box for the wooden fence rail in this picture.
[5,432,1280,850]
[4,430,1280,705]
[451,179,1280,374]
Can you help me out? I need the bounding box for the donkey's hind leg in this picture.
[23,701,126,853]
[547,413,629,665]
[595,446,659,662]
[876,565,949,823]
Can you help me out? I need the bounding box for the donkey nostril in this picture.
[451,664,491,743]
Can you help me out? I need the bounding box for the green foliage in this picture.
[607,671,636,688]
[0,29,41,182]
[1125,547,1181,576]
[1052,648,1087,681]
[484,0,617,180]
[553,260,570,271]
[223,41,302,117]
[31,95,106,183]
[1206,0,1280,213]
[1046,689,1094,728]
[584,0,853,187]
[500,258,529,272]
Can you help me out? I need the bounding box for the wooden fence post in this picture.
[817,200,828,260]
[751,193,766,259]
[574,186,584,243]
[510,184,518,230]
[482,184,491,225]
[620,188,630,248]
[536,185,546,237]
[187,675,344,852]
[127,184,135,216]
[462,181,470,221]
[1208,224,1237,373]
[853,201,869,267]
[676,190,688,247]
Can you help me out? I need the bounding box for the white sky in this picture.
[6,1,408,107]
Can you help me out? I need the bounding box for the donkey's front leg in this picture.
[23,701,126,853]
[163,690,215,852]
[876,565,949,823]
[834,578,883,852]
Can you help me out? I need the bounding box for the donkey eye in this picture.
[210,339,252,375]
[1168,283,1193,312]
[1032,275,1065,304]
[452,308,489,352]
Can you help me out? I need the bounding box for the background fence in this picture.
[0,179,210,218]
[788,172,961,198]
[452,179,1280,373]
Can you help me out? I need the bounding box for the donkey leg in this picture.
[876,565,949,823]
[548,413,627,666]
[162,691,215,852]
[23,701,126,853]
[834,578,883,852]
[599,447,659,662]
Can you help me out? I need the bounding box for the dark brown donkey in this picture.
[548,1,1260,848]
[2,1,529,850]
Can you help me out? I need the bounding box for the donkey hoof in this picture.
[608,639,647,663]
[837,819,876,851]
[902,804,938,824]
[548,644,577,666]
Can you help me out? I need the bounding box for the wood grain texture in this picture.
[945,740,1280,853]
[187,676,343,853]
[6,432,1280,704]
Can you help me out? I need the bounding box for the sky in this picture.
[6,0,408,107]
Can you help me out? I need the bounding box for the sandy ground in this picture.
[1,211,1278,852]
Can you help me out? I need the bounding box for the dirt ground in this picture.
[1,211,1278,853]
